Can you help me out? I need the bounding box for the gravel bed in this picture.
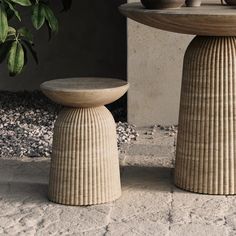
[0,91,138,158]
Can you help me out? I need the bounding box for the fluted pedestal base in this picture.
[48,106,121,205]
[175,36,236,195]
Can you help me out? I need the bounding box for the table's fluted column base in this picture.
[175,36,236,195]
[48,106,121,205]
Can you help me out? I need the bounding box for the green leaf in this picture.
[7,26,16,37]
[0,41,12,63]
[5,0,21,21]
[22,39,38,64]
[43,4,58,33]
[10,0,31,6]
[31,3,45,30]
[18,27,33,43]
[0,5,9,43]
[7,41,24,76]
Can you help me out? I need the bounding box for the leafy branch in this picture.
[0,0,72,76]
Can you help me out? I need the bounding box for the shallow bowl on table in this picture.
[141,0,185,9]
[40,77,129,108]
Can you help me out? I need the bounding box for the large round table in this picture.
[120,3,236,195]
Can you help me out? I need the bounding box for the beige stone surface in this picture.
[174,36,236,195]
[41,78,128,206]
[127,0,217,125]
[48,106,121,206]
[41,77,129,107]
[122,3,236,36]
[170,224,228,236]
[0,127,235,235]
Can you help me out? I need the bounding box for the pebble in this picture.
[116,121,138,147]
[0,91,138,158]
[163,125,178,136]
[148,124,178,137]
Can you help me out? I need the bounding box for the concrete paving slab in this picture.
[133,127,175,146]
[127,144,174,158]
[172,187,228,226]
[0,127,235,235]
[124,155,174,168]
[170,224,229,236]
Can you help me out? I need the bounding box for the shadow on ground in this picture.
[0,159,173,203]
[0,159,50,203]
[121,165,173,192]
[0,182,48,203]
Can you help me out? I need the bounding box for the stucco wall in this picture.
[127,0,217,126]
[0,0,127,91]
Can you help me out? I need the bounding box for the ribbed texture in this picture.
[175,36,236,195]
[48,106,121,205]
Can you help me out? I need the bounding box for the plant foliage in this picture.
[0,0,72,76]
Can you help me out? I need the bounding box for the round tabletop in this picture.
[119,3,236,36]
[40,78,129,108]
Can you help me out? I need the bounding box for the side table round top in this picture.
[119,3,236,36]
[40,77,129,108]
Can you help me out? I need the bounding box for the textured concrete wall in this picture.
[127,0,216,126]
[0,0,127,91]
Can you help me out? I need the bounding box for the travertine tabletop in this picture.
[41,77,129,107]
[120,3,236,36]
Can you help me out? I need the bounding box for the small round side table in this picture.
[41,77,129,205]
